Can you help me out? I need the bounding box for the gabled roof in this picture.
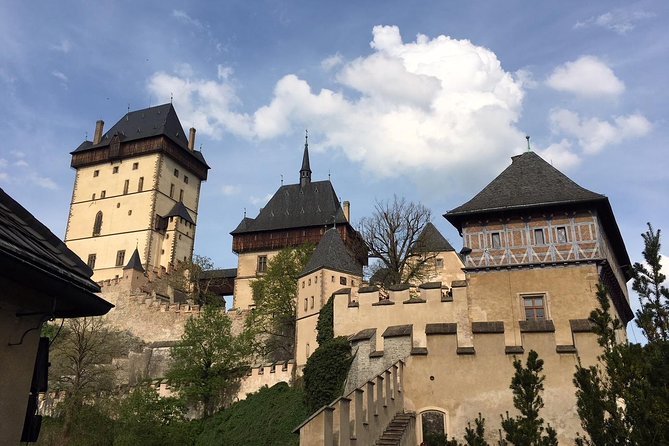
[165,201,195,225]
[413,222,454,253]
[301,228,363,277]
[71,103,209,168]
[446,152,605,222]
[0,187,112,318]
[123,248,145,272]
[231,180,348,234]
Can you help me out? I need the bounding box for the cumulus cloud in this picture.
[547,56,624,98]
[321,54,343,71]
[550,108,651,154]
[51,70,68,83]
[221,184,240,196]
[149,25,527,179]
[250,193,273,206]
[536,139,581,170]
[575,9,655,35]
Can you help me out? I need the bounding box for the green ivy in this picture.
[315,296,334,345]
[303,336,352,413]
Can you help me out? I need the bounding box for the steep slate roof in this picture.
[71,103,209,168]
[123,248,145,272]
[0,187,112,317]
[200,268,238,280]
[413,222,455,252]
[165,201,195,225]
[231,180,348,234]
[446,151,604,220]
[444,151,632,280]
[301,228,363,277]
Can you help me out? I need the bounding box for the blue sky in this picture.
[1,1,667,340]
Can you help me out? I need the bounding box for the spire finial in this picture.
[300,131,312,187]
[244,207,247,218]
[170,92,173,104]
[526,135,531,152]
[281,174,283,186]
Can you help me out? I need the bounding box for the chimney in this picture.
[343,201,350,222]
[188,128,196,151]
[93,120,104,144]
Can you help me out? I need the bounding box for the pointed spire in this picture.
[300,129,312,187]
[123,248,145,272]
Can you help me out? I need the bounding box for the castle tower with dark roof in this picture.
[65,104,209,281]
[230,140,367,309]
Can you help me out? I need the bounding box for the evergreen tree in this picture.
[499,350,558,446]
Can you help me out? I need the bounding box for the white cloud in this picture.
[321,53,343,71]
[172,10,204,30]
[50,39,71,53]
[0,172,8,182]
[51,70,68,83]
[575,9,655,35]
[0,158,7,168]
[546,56,624,98]
[550,108,651,154]
[250,193,273,206]
[31,174,58,190]
[15,159,28,167]
[514,69,538,89]
[149,26,528,179]
[221,184,240,196]
[536,139,581,170]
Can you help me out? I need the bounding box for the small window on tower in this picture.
[123,179,129,195]
[304,298,308,311]
[435,258,444,269]
[115,250,126,267]
[93,170,99,177]
[87,254,96,270]
[101,190,106,198]
[310,296,314,309]
[113,166,119,174]
[138,177,144,192]
[174,168,179,177]
[340,276,347,285]
[184,176,189,184]
[522,295,546,321]
[491,232,502,249]
[92,193,96,200]
[132,162,139,170]
[534,228,545,245]
[257,255,268,273]
[179,189,184,202]
[170,184,175,198]
[557,227,568,244]
[92,211,103,236]
[308,278,311,286]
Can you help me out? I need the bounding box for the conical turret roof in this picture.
[301,228,362,277]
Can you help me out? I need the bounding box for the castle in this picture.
[65,105,631,445]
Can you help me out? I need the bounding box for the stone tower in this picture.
[65,104,209,281]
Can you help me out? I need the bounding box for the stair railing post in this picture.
[339,397,351,446]
[324,406,335,446]
[354,388,364,443]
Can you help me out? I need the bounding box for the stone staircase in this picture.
[375,411,415,446]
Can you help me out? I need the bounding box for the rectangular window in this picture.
[92,193,96,200]
[523,295,546,321]
[491,232,501,249]
[123,179,129,195]
[113,166,119,174]
[302,281,305,289]
[310,296,314,309]
[115,250,126,267]
[184,176,189,184]
[169,184,175,198]
[304,298,308,311]
[308,278,311,286]
[557,227,567,244]
[332,275,335,283]
[93,170,99,177]
[174,168,179,177]
[179,189,184,202]
[534,228,545,245]
[101,190,106,198]
[340,276,347,285]
[87,254,96,269]
[132,162,139,170]
[138,177,144,192]
[257,255,268,273]
[435,258,444,269]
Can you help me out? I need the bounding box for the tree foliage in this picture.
[167,306,251,417]
[303,336,352,413]
[162,255,225,306]
[246,244,314,361]
[574,281,669,445]
[315,296,334,345]
[359,195,433,287]
[632,222,669,342]
[498,350,558,446]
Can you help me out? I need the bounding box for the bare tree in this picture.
[359,196,434,287]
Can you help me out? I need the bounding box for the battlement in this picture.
[237,360,296,401]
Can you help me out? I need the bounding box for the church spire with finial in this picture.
[300,129,312,187]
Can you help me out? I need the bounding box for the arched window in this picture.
[93,211,103,236]
[420,410,447,445]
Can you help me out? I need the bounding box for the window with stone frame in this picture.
[257,255,268,273]
[435,258,444,269]
[421,410,447,443]
[87,254,96,270]
[522,294,547,321]
[92,211,103,236]
[115,250,126,267]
